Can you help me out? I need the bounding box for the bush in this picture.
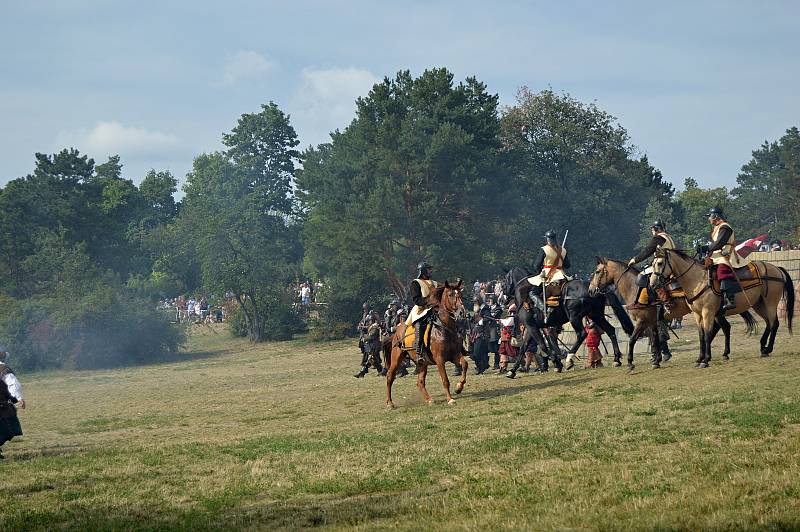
[307,288,363,341]
[227,289,304,341]
[0,288,185,371]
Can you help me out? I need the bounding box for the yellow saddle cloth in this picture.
[400,323,432,351]
[711,262,762,295]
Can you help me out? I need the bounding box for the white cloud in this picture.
[216,50,275,88]
[54,121,182,158]
[290,66,379,147]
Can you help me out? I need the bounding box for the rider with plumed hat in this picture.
[406,261,440,364]
[627,220,676,309]
[705,206,748,311]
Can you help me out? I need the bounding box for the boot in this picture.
[415,321,430,364]
[661,343,672,363]
[722,290,736,311]
[354,367,368,378]
[627,287,650,310]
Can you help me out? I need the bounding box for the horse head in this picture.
[589,256,611,296]
[650,249,673,289]
[441,279,466,317]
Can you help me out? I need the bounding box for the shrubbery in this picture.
[0,288,184,371]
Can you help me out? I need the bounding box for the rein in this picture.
[658,251,709,305]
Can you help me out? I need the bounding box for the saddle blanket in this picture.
[712,262,761,295]
[400,323,432,352]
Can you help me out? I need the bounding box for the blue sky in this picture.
[1,1,798,193]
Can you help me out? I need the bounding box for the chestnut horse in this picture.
[589,257,756,369]
[385,280,469,408]
[651,249,794,367]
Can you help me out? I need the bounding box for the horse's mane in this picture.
[666,249,697,262]
[599,257,639,274]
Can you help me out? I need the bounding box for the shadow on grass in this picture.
[4,491,420,530]
[470,373,595,400]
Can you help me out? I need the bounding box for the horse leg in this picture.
[455,354,468,394]
[416,363,433,405]
[698,311,715,368]
[436,359,456,405]
[692,312,705,366]
[386,347,401,408]
[564,315,586,371]
[626,321,646,370]
[762,301,780,356]
[714,317,730,360]
[751,300,772,355]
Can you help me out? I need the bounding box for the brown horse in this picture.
[651,249,794,367]
[589,257,756,369]
[385,280,469,408]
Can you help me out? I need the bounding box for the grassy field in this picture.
[2,319,799,530]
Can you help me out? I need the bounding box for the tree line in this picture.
[1,68,798,369]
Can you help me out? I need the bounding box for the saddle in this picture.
[399,321,433,352]
[710,262,762,295]
[545,281,565,308]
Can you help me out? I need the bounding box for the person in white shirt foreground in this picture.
[0,344,25,459]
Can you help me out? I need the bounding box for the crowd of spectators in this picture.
[158,295,227,324]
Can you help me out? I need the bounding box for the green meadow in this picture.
[2,321,799,530]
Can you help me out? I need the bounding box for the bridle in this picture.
[652,250,709,304]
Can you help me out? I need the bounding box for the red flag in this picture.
[736,234,769,257]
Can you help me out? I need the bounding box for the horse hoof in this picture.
[505,372,516,379]
[627,364,635,372]
[698,363,708,368]
[612,361,621,368]
[426,400,434,406]
[447,399,456,406]
[652,364,660,369]
[386,402,395,409]
[722,355,730,361]
[455,384,464,394]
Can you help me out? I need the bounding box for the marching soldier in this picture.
[354,313,384,378]
[528,230,571,309]
[627,220,676,309]
[705,206,748,311]
[406,262,440,365]
[0,345,25,459]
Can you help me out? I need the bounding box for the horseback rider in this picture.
[627,220,676,309]
[704,206,748,311]
[406,262,440,364]
[529,230,571,310]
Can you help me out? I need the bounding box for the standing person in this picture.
[406,262,439,365]
[300,283,311,306]
[354,313,383,378]
[704,206,749,311]
[584,318,603,368]
[0,345,25,459]
[497,305,518,374]
[487,295,502,369]
[471,297,491,374]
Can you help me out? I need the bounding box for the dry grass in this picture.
[2,320,799,530]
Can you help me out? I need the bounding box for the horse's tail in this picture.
[605,291,634,336]
[739,310,757,336]
[778,266,794,334]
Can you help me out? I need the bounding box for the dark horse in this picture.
[502,267,634,378]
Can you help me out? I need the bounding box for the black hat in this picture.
[706,206,724,218]
[651,220,665,231]
[544,229,557,241]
